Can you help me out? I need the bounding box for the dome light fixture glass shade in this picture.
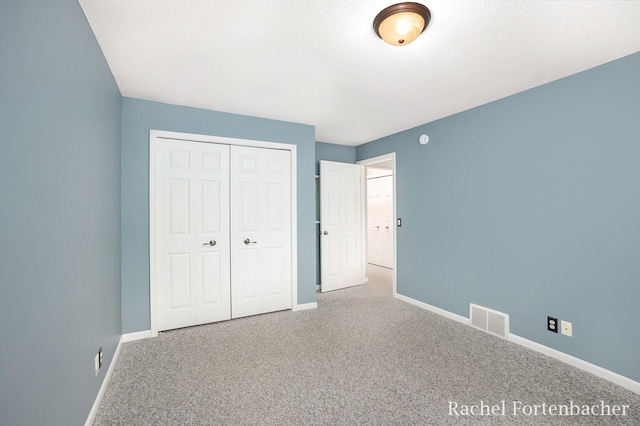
[373,2,431,46]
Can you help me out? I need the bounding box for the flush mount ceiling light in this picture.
[373,2,431,46]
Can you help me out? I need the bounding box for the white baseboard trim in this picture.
[293,302,318,312]
[395,293,640,395]
[121,330,152,343]
[395,293,469,325]
[509,334,640,395]
[316,284,321,291]
[85,336,123,426]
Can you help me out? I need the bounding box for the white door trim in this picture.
[357,153,397,296]
[149,129,298,337]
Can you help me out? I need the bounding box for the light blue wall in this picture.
[0,1,122,425]
[121,98,316,333]
[315,141,357,174]
[357,52,640,382]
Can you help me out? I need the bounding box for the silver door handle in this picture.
[322,231,328,235]
[244,239,257,245]
[202,240,216,246]
[374,226,380,229]
[385,226,389,230]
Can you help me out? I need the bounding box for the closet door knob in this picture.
[244,239,257,245]
[202,240,216,246]
[322,231,328,235]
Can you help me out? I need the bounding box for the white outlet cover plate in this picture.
[561,320,572,337]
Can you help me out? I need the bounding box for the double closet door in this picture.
[367,175,393,268]
[155,138,291,331]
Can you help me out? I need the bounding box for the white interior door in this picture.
[231,145,292,318]
[320,160,365,292]
[155,139,231,331]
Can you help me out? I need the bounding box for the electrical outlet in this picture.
[547,316,558,333]
[95,347,103,376]
[561,320,572,337]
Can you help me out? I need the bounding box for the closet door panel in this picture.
[156,139,231,331]
[231,146,291,318]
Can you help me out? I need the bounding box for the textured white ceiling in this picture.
[78,1,640,146]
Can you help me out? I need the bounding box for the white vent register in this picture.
[470,304,509,339]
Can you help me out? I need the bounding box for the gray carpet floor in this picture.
[94,265,639,425]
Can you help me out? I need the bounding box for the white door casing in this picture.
[155,139,231,331]
[150,130,298,336]
[320,160,365,292]
[231,145,292,318]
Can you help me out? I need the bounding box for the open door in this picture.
[320,160,365,292]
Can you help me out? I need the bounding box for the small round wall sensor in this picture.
[419,134,429,145]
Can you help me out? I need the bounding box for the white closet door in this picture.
[367,177,383,266]
[156,139,231,331]
[367,175,394,268]
[230,146,292,318]
[381,176,394,268]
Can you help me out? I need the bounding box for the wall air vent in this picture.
[470,304,509,339]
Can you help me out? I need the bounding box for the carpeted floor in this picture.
[94,265,639,425]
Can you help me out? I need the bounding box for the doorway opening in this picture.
[357,153,396,296]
